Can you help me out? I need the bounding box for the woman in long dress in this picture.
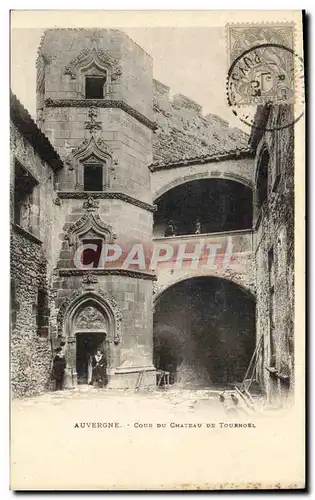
[92,349,108,388]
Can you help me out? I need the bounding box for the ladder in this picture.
[219,335,263,413]
[135,369,146,391]
[239,334,263,394]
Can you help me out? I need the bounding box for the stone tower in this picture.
[37,29,156,388]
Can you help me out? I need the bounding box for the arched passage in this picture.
[153,276,255,389]
[153,178,253,237]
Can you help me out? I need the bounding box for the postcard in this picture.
[10,10,305,490]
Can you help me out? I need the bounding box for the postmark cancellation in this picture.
[226,23,298,107]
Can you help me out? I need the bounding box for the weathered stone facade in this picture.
[10,28,294,401]
[36,29,156,389]
[10,97,63,397]
[250,105,294,404]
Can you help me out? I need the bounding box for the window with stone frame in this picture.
[83,160,104,191]
[64,47,120,100]
[85,76,106,99]
[70,136,114,192]
[81,238,103,268]
[36,288,49,337]
[14,159,39,234]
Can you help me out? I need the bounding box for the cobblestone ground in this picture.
[11,386,303,490]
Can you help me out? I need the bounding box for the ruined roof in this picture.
[10,92,64,171]
[152,80,251,167]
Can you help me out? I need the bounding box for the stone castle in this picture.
[10,29,294,403]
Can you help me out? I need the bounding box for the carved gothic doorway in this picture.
[69,301,109,386]
[76,332,105,384]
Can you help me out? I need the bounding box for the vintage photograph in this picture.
[10,10,305,490]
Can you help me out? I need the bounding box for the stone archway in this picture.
[58,290,122,388]
[153,177,253,239]
[153,275,256,389]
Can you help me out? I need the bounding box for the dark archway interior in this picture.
[154,277,255,389]
[154,179,253,237]
[76,332,105,384]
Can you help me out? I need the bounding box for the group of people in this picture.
[52,347,107,391]
[164,218,202,237]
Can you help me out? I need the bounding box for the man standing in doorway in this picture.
[52,347,66,391]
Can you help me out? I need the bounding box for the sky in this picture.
[11,25,247,131]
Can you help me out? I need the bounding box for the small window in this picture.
[10,279,19,330]
[85,76,106,99]
[37,288,49,337]
[14,160,38,230]
[83,163,103,191]
[82,239,103,268]
[256,149,269,211]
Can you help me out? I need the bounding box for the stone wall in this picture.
[152,79,249,163]
[151,156,255,200]
[253,105,294,403]
[10,122,58,397]
[153,230,256,297]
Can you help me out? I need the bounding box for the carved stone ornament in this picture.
[58,268,157,281]
[75,305,106,329]
[84,108,102,133]
[53,197,61,206]
[64,211,117,247]
[62,140,76,171]
[82,272,98,285]
[57,190,156,213]
[57,288,122,344]
[45,98,158,131]
[64,47,122,82]
[82,196,100,211]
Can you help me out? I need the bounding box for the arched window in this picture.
[64,47,121,100]
[63,210,116,270]
[67,136,117,192]
[256,148,269,212]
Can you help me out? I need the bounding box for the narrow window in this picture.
[37,288,49,337]
[272,111,282,192]
[83,163,103,191]
[82,238,103,268]
[85,76,106,99]
[10,279,19,329]
[256,149,269,211]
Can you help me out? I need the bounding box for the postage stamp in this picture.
[227,24,296,106]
